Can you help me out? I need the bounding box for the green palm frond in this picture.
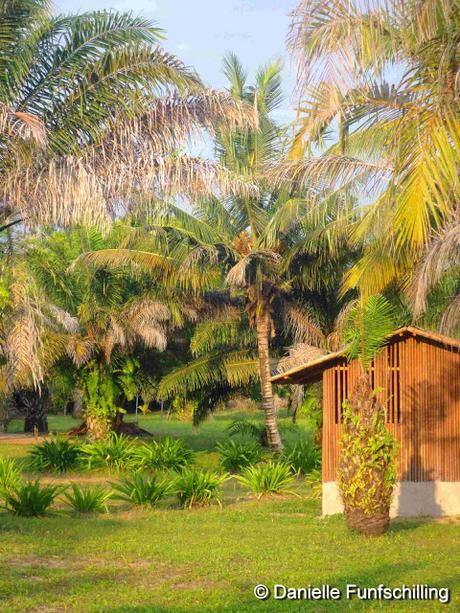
[190,316,256,357]
[343,295,396,370]
[157,350,259,399]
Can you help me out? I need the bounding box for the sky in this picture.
[54,0,299,123]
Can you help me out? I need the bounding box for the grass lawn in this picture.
[0,410,459,612]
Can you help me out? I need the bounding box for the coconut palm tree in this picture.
[0,0,256,233]
[77,55,356,449]
[283,0,460,331]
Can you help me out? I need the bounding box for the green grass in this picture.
[0,409,459,612]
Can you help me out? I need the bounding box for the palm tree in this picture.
[0,227,198,436]
[79,55,338,450]
[0,0,256,233]
[284,0,460,331]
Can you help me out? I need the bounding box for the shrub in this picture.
[111,473,174,508]
[175,468,229,509]
[236,461,296,498]
[0,457,23,495]
[216,440,263,472]
[283,440,321,475]
[133,437,194,472]
[81,434,136,472]
[27,438,81,473]
[2,480,64,516]
[64,483,111,514]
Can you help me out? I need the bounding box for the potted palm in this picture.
[338,295,398,536]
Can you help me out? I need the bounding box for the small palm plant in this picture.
[338,295,398,536]
[236,461,296,498]
[283,440,321,476]
[81,434,136,472]
[64,483,112,514]
[111,473,174,508]
[175,468,229,509]
[2,480,64,516]
[216,440,263,472]
[27,438,81,473]
[133,437,194,472]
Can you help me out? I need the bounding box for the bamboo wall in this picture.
[322,334,460,483]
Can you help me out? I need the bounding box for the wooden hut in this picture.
[271,326,460,517]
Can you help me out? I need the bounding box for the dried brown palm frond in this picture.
[66,336,95,368]
[127,299,171,326]
[282,303,326,347]
[0,103,46,144]
[267,156,389,196]
[440,294,460,336]
[288,0,399,90]
[2,86,258,232]
[226,250,281,289]
[4,269,45,389]
[46,305,80,333]
[411,215,460,316]
[142,89,258,148]
[275,342,326,374]
[73,249,173,275]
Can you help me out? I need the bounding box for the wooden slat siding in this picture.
[322,332,460,484]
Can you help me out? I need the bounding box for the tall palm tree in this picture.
[79,55,353,449]
[0,0,256,232]
[283,0,460,332]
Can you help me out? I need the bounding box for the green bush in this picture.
[64,483,111,514]
[216,440,263,472]
[2,480,64,516]
[0,457,23,495]
[81,434,136,472]
[27,438,81,473]
[133,437,194,472]
[283,440,321,475]
[111,473,174,508]
[236,461,296,498]
[175,468,229,509]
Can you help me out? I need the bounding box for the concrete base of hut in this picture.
[322,481,460,518]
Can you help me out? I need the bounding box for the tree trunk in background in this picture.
[17,388,49,434]
[72,387,84,419]
[256,312,282,450]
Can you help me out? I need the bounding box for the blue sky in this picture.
[55,0,299,120]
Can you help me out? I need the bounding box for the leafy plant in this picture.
[283,440,321,475]
[81,434,136,472]
[133,437,194,472]
[175,468,229,509]
[226,419,267,446]
[216,440,263,472]
[0,457,23,495]
[236,461,296,498]
[64,483,111,514]
[2,481,64,516]
[26,438,81,473]
[111,473,174,508]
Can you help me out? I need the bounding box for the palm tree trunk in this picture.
[256,312,282,450]
[16,388,49,434]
